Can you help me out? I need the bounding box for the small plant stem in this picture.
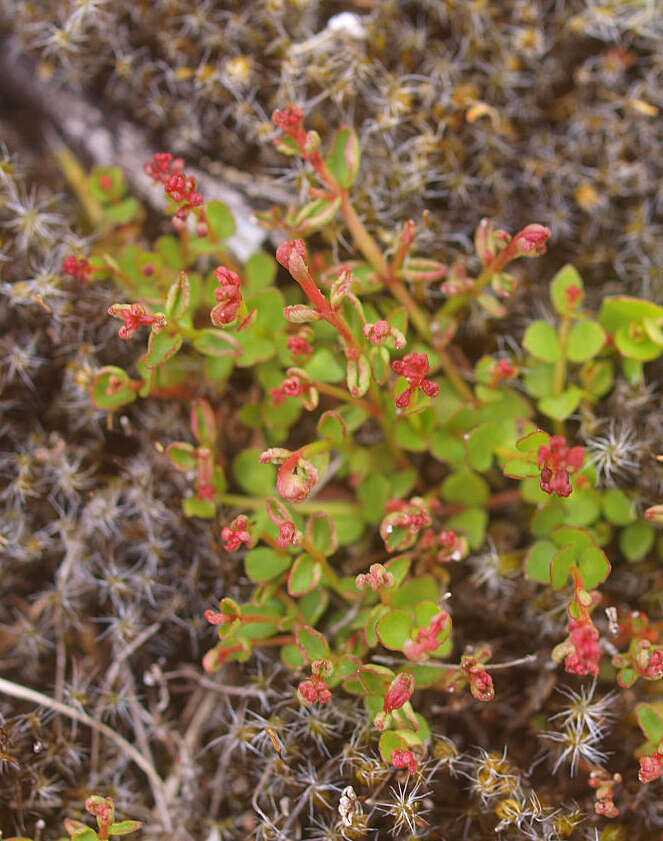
[300,535,355,603]
[551,312,572,435]
[339,192,477,405]
[0,676,173,832]
[312,381,377,415]
[253,635,294,648]
[217,492,360,516]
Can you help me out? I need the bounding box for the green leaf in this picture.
[233,448,275,496]
[299,588,329,625]
[376,609,413,651]
[620,521,655,563]
[561,489,601,527]
[465,422,498,471]
[538,386,582,421]
[637,704,663,743]
[296,625,330,662]
[281,643,306,669]
[602,488,636,526]
[88,165,126,202]
[235,326,275,366]
[245,548,291,583]
[105,197,141,225]
[207,200,236,239]
[292,196,342,234]
[193,329,242,357]
[524,363,556,398]
[525,540,557,583]
[523,321,562,362]
[550,544,575,590]
[516,429,550,453]
[165,272,190,318]
[166,442,197,471]
[306,513,337,557]
[287,554,321,596]
[385,554,412,589]
[325,126,360,188]
[581,359,614,398]
[317,410,347,446]
[566,321,606,362]
[551,526,594,553]
[91,366,137,410]
[550,264,584,314]
[304,348,345,383]
[379,730,408,764]
[358,473,390,525]
[109,821,143,836]
[248,288,286,331]
[531,504,565,538]
[578,545,611,589]
[441,470,489,506]
[244,251,277,296]
[334,514,366,546]
[444,508,488,550]
[599,296,663,334]
[615,324,662,361]
[182,496,216,518]
[145,330,182,369]
[502,459,539,480]
[430,429,465,465]
[390,575,438,609]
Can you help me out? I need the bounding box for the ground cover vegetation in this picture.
[1,2,663,840]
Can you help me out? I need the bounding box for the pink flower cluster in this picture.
[403,612,450,662]
[266,498,301,549]
[271,374,318,411]
[355,563,394,592]
[298,659,332,706]
[392,353,440,408]
[144,153,207,236]
[461,656,494,702]
[639,751,663,784]
[537,435,585,498]
[391,748,418,774]
[565,617,601,677]
[421,528,468,563]
[221,515,251,552]
[62,255,93,283]
[211,266,242,326]
[108,303,167,339]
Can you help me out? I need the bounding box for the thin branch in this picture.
[0,676,173,832]
[371,653,540,671]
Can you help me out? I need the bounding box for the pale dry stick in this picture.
[371,653,540,671]
[163,665,276,700]
[163,687,217,805]
[89,621,162,775]
[0,676,173,832]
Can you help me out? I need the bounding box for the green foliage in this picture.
[77,112,663,781]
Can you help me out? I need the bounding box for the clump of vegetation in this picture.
[2,5,663,841]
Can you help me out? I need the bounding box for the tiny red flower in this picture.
[538,435,585,498]
[392,353,440,408]
[507,224,552,258]
[639,752,663,784]
[221,515,251,552]
[403,612,450,662]
[211,266,242,326]
[356,563,394,592]
[62,255,93,283]
[391,749,418,774]
[108,303,167,339]
[383,672,415,714]
[564,616,601,677]
[287,334,314,357]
